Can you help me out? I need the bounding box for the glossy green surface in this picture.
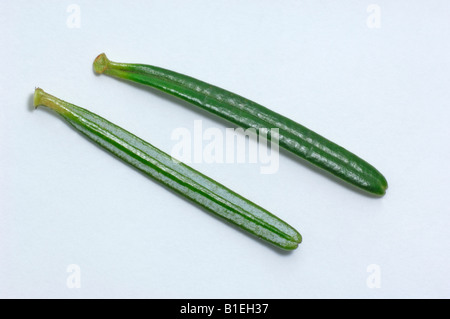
[94,53,388,196]
[34,88,302,250]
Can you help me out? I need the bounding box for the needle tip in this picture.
[34,88,45,109]
[93,53,110,74]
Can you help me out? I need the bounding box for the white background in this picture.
[1,1,449,299]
